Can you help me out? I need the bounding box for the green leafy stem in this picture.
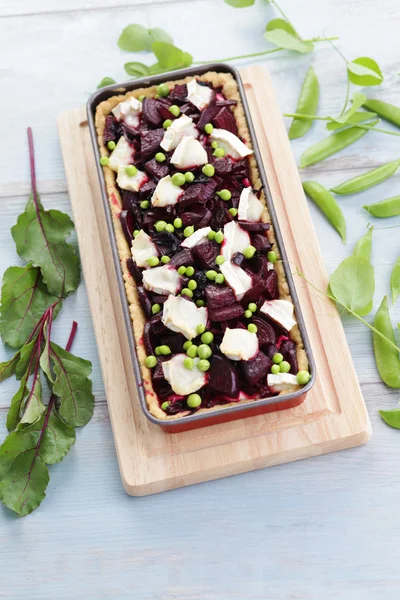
[284,112,400,138]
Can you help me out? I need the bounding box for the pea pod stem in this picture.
[193,36,339,64]
[295,270,400,354]
[284,112,400,137]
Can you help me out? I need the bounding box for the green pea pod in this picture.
[302,181,346,242]
[390,257,400,303]
[326,111,377,131]
[364,98,400,128]
[300,120,379,167]
[379,408,400,429]
[288,67,319,140]
[363,196,400,218]
[373,296,400,388]
[353,227,373,262]
[331,160,400,195]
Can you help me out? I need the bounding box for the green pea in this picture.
[229,208,238,217]
[169,105,181,117]
[155,220,167,232]
[207,230,216,240]
[145,355,157,368]
[155,347,162,356]
[271,364,280,374]
[198,344,212,359]
[185,266,195,277]
[373,296,400,387]
[107,141,116,150]
[174,217,183,228]
[201,332,214,345]
[138,95,145,102]
[196,299,205,307]
[217,189,232,201]
[184,226,195,237]
[280,361,291,373]
[165,224,175,233]
[216,255,225,265]
[157,83,170,97]
[184,357,194,370]
[125,165,138,177]
[364,98,400,128]
[161,255,170,264]
[214,231,224,244]
[188,279,197,291]
[146,256,159,267]
[159,345,171,355]
[185,172,195,183]
[197,359,210,372]
[243,245,256,259]
[204,123,214,134]
[187,345,198,358]
[187,394,202,408]
[206,270,217,280]
[248,323,257,333]
[140,200,150,209]
[182,288,193,298]
[296,370,311,385]
[215,274,225,284]
[211,141,219,149]
[155,152,166,163]
[300,121,378,168]
[178,266,187,275]
[272,353,283,364]
[213,148,225,158]
[302,181,346,243]
[244,310,252,319]
[363,196,400,218]
[183,340,192,351]
[163,119,172,129]
[196,323,206,335]
[202,164,215,177]
[331,160,400,195]
[172,172,186,187]
[248,303,257,313]
[151,303,161,315]
[100,156,109,166]
[267,251,277,263]
[133,230,140,237]
[161,401,170,411]
[288,66,319,140]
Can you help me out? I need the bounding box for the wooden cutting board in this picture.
[57,65,371,496]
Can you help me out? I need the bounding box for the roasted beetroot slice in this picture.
[169,248,195,267]
[213,106,237,134]
[208,355,240,398]
[143,321,154,355]
[251,233,272,253]
[215,99,237,107]
[255,256,272,280]
[240,281,266,308]
[197,105,220,131]
[139,180,157,199]
[144,158,169,180]
[142,98,162,126]
[155,97,173,120]
[119,210,134,245]
[140,129,164,160]
[180,205,208,227]
[180,181,218,206]
[149,313,166,336]
[208,302,245,322]
[264,270,279,300]
[210,200,229,231]
[280,339,298,374]
[137,286,152,318]
[126,258,142,284]
[205,284,236,308]
[232,252,245,267]
[252,316,276,348]
[162,332,186,354]
[231,158,249,179]
[265,343,279,359]
[121,190,139,211]
[166,398,191,415]
[195,208,212,229]
[241,351,272,386]
[152,231,181,255]
[213,157,233,175]
[103,115,121,143]
[169,83,188,102]
[237,221,270,232]
[192,241,219,269]
[150,294,169,304]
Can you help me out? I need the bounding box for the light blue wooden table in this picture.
[1,1,400,598]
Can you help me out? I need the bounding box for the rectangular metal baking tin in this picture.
[87,63,316,433]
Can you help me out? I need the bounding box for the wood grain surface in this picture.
[1,1,400,598]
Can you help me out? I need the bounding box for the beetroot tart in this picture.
[93,69,312,422]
